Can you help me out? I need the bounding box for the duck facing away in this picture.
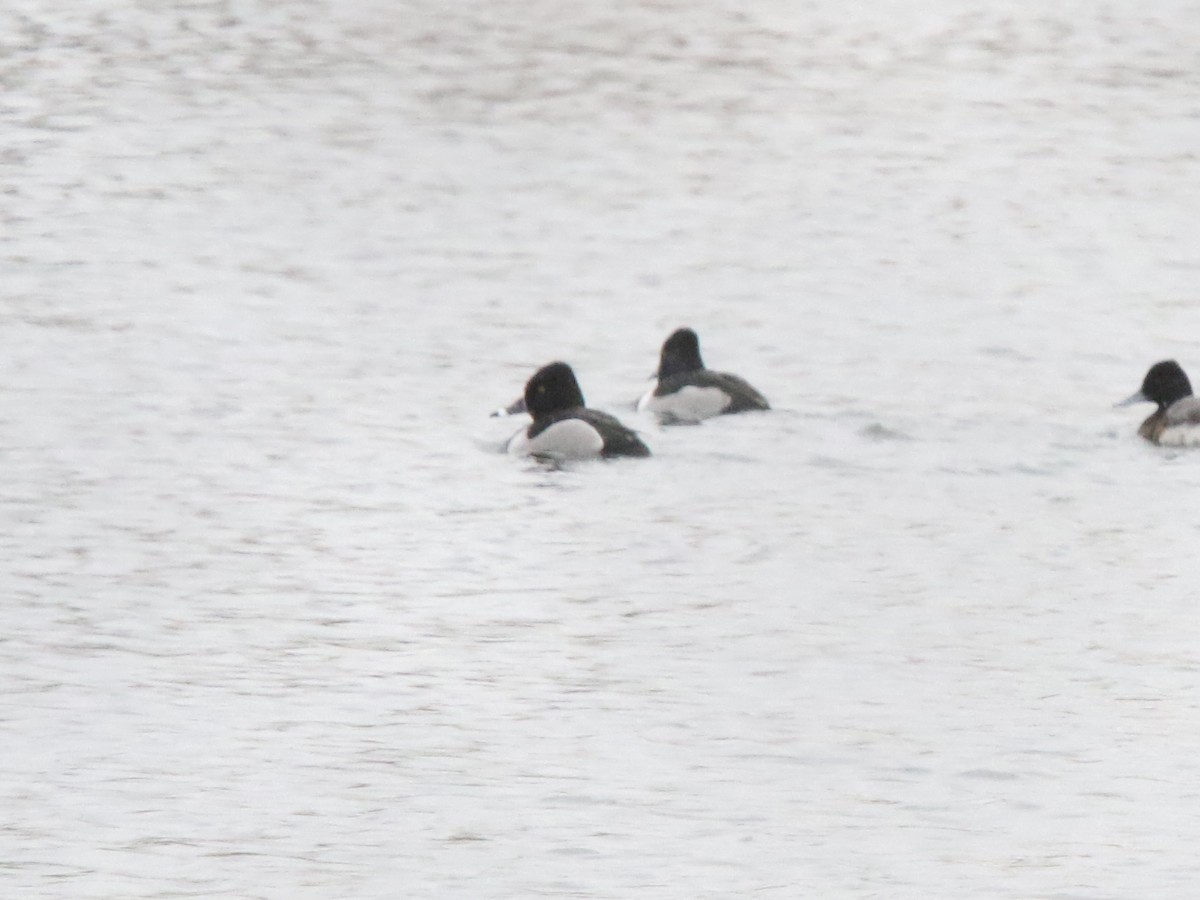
[1119,360,1200,446]
[637,327,769,424]
[507,362,651,461]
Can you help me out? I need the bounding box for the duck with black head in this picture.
[506,362,651,462]
[1118,360,1200,446]
[637,327,769,424]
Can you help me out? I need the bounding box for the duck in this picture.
[637,327,769,424]
[1118,360,1200,445]
[507,362,651,461]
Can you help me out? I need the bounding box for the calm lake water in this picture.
[4,1,1200,897]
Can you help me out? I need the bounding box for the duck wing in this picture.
[696,370,770,413]
[578,409,651,458]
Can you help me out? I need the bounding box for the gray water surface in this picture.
[4,1,1200,897]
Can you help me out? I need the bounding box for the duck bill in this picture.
[1115,390,1148,408]
[491,396,528,417]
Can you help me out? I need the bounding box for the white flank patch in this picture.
[1157,425,1200,447]
[508,418,604,460]
[639,385,730,423]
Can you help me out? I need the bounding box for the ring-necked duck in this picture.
[1118,360,1200,445]
[637,327,769,424]
[507,362,651,461]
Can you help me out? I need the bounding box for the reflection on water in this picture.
[4,1,1200,897]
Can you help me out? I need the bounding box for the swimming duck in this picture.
[637,327,769,424]
[1118,360,1200,445]
[507,362,651,461]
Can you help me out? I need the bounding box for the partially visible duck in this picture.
[637,327,769,424]
[507,362,651,461]
[1118,360,1200,445]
